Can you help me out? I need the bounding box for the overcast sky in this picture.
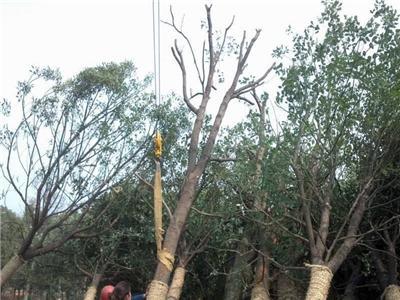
[1,0,400,213]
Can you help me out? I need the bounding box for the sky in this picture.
[1,0,400,213]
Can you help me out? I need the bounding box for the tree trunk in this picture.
[387,243,398,287]
[305,265,333,300]
[167,266,186,300]
[23,282,30,300]
[382,285,400,300]
[342,262,360,300]
[0,255,26,287]
[83,273,102,300]
[277,273,303,300]
[147,173,199,300]
[224,238,253,300]
[250,252,270,300]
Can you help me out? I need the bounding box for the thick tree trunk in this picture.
[250,252,270,300]
[147,173,199,300]
[277,273,303,300]
[83,273,102,300]
[0,255,25,287]
[224,238,253,300]
[167,266,186,300]
[382,285,400,300]
[305,265,333,300]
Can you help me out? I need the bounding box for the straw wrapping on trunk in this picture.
[381,284,400,300]
[147,280,169,300]
[167,266,186,300]
[305,264,333,300]
[251,284,270,300]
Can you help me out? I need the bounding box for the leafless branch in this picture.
[163,6,203,87]
[171,41,199,114]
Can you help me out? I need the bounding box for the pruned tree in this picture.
[0,62,152,285]
[146,5,274,299]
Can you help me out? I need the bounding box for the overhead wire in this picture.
[152,0,161,108]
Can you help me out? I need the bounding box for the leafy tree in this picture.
[0,61,152,285]
[273,0,400,298]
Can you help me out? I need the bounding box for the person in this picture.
[110,281,132,300]
[100,285,115,300]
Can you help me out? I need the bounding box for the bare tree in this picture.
[0,62,151,285]
[146,5,274,299]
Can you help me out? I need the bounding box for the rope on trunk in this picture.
[153,159,175,272]
[305,264,333,300]
[157,248,175,272]
[154,159,163,252]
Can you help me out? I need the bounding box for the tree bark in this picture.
[387,243,398,286]
[23,282,31,300]
[277,273,303,300]
[167,266,186,300]
[224,238,253,300]
[150,171,200,285]
[250,252,270,300]
[0,255,25,287]
[305,265,333,300]
[83,273,102,300]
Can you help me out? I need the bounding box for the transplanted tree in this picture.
[0,61,152,286]
[146,5,274,299]
[274,1,400,299]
